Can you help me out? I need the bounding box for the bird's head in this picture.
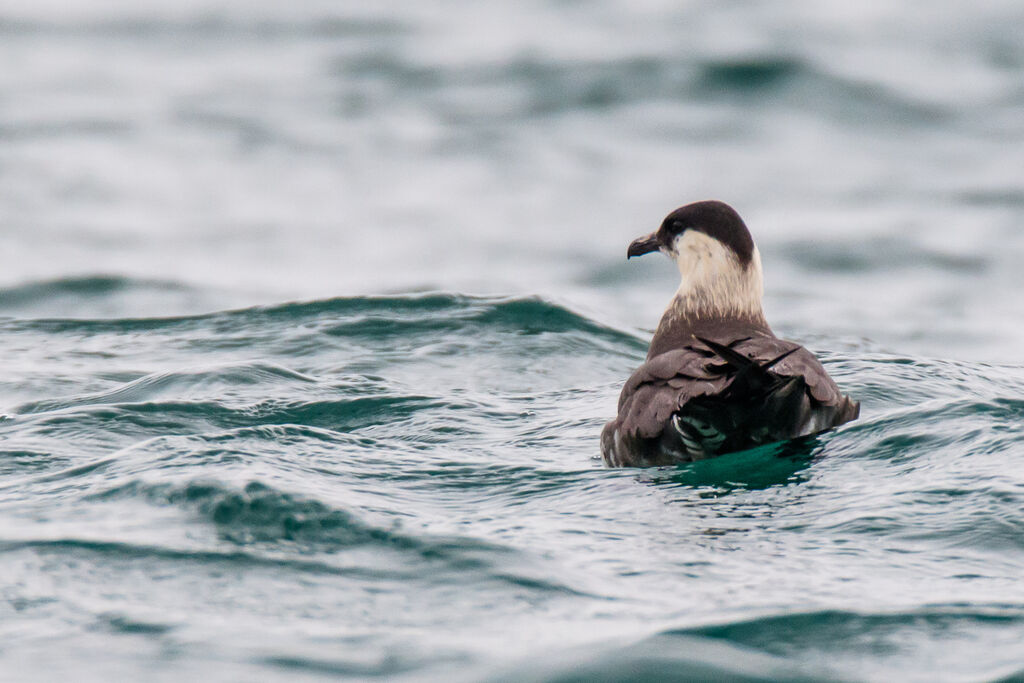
[627,200,755,266]
[628,200,764,322]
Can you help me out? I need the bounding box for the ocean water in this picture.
[3,1,1024,681]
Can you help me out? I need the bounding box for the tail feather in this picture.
[664,337,816,457]
[695,336,797,372]
[694,336,755,368]
[760,347,799,371]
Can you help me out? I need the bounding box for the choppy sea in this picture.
[3,1,1024,681]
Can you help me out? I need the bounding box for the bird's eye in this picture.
[672,221,686,233]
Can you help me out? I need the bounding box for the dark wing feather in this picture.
[705,335,852,406]
[616,344,730,439]
[772,346,848,404]
[613,333,856,441]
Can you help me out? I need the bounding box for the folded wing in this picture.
[602,333,859,466]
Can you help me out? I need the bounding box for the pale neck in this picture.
[669,232,766,323]
[646,233,771,358]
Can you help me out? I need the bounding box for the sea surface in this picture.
[3,1,1024,681]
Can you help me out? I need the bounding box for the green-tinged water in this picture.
[3,1,1024,681]
[4,293,1024,681]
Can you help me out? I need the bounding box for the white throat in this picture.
[666,230,765,322]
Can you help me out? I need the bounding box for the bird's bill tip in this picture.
[627,233,661,259]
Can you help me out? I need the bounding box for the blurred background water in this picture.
[2,1,1024,681]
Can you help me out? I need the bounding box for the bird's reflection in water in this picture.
[635,434,825,493]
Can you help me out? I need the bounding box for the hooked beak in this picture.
[627,232,661,259]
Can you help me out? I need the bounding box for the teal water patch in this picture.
[1,292,643,349]
[0,275,226,319]
[4,287,1024,682]
[486,629,838,682]
[635,437,823,492]
[696,56,805,91]
[679,608,1024,682]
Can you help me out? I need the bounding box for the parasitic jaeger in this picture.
[601,200,859,467]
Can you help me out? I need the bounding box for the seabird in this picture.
[601,200,859,467]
